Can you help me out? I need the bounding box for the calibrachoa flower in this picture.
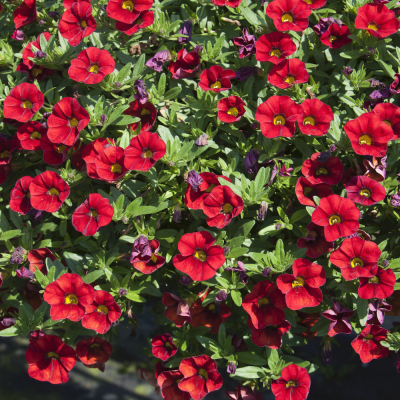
[162,292,192,327]
[130,237,166,274]
[322,301,354,337]
[266,0,312,32]
[106,0,153,24]
[123,100,157,133]
[358,267,396,299]
[151,334,177,361]
[157,370,191,400]
[10,176,33,215]
[40,133,71,165]
[0,138,17,165]
[295,177,333,207]
[63,0,91,9]
[213,0,243,7]
[255,32,296,65]
[226,385,262,400]
[16,121,46,150]
[271,364,311,400]
[217,96,246,123]
[82,138,116,179]
[345,176,386,206]
[297,222,334,258]
[168,49,201,79]
[22,33,52,68]
[351,325,389,363]
[115,10,155,35]
[27,248,56,274]
[199,65,236,92]
[372,102,400,139]
[76,337,113,365]
[320,23,352,49]
[233,28,256,58]
[367,299,392,325]
[16,62,54,82]
[94,145,128,182]
[14,0,37,29]
[298,99,334,136]
[247,317,291,349]
[268,58,309,89]
[302,153,344,185]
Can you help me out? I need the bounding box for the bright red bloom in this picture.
[82,138,116,179]
[10,176,33,215]
[63,0,91,9]
[16,62,54,82]
[25,334,76,384]
[123,100,157,133]
[173,231,225,281]
[320,23,352,49]
[162,292,192,328]
[351,325,389,363]
[299,99,333,136]
[17,121,45,151]
[14,0,36,29]
[168,49,201,80]
[72,193,114,236]
[40,133,71,165]
[3,83,44,123]
[152,334,177,361]
[372,102,400,139]
[297,222,334,259]
[0,137,17,164]
[255,95,303,138]
[355,3,399,39]
[199,65,236,92]
[178,355,223,400]
[59,2,97,47]
[217,96,246,123]
[115,10,154,35]
[29,171,70,213]
[82,290,121,334]
[157,370,191,400]
[43,273,95,321]
[212,0,242,7]
[271,364,311,400]
[302,153,344,185]
[344,112,393,157]
[345,175,386,206]
[68,47,115,84]
[322,301,354,337]
[311,194,360,242]
[295,177,333,207]
[94,145,127,182]
[268,58,309,89]
[266,0,311,32]
[76,337,112,365]
[28,248,56,274]
[358,267,396,299]
[302,0,326,9]
[277,258,326,311]
[226,385,262,400]
[255,32,296,65]
[22,33,52,68]
[131,239,166,274]
[203,185,244,229]
[106,0,152,24]
[247,317,291,349]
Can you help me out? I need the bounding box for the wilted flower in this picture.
[16,267,35,280]
[179,20,192,44]
[100,114,107,124]
[233,28,256,59]
[342,66,353,75]
[130,235,152,262]
[34,50,47,59]
[370,87,390,100]
[275,223,282,230]
[48,11,59,18]
[195,134,208,146]
[11,30,25,41]
[223,246,230,255]
[133,79,149,104]
[187,170,203,191]
[119,288,128,296]
[321,338,332,366]
[278,165,293,177]
[216,290,227,302]
[1,318,16,327]
[244,148,260,174]
[235,66,259,81]
[11,247,27,264]
[227,361,237,374]
[145,50,171,73]
[367,299,392,325]
[179,276,193,286]
[313,17,343,35]
[262,267,271,277]
[390,193,400,207]
[258,201,268,221]
[194,44,203,54]
[173,204,182,223]
[317,151,331,163]
[329,144,337,152]
[322,301,354,337]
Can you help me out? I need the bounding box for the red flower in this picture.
[302,153,344,185]
[199,65,236,92]
[59,2,97,47]
[82,290,121,334]
[94,145,127,182]
[247,317,291,349]
[255,32,297,65]
[372,102,400,139]
[255,95,303,138]
[68,47,115,84]
[271,364,311,400]
[47,97,90,146]
[298,99,334,136]
[40,133,71,165]
[43,273,95,321]
[297,222,334,259]
[115,10,154,35]
[268,58,309,89]
[178,355,223,400]
[152,334,177,361]
[203,185,244,229]
[10,176,33,215]
[322,301,354,337]
[27,248,56,274]
[162,292,192,328]
[330,237,380,281]
[131,239,166,274]
[157,370,191,400]
[14,0,36,29]
[16,62,54,82]
[106,0,153,24]
[63,0,91,9]
[3,83,44,123]
[22,33,52,68]
[311,194,360,241]
[351,325,389,363]
[29,171,70,213]
[277,258,326,310]
[72,193,114,236]
[25,334,76,384]
[124,131,166,171]
[320,23,352,49]
[17,121,46,150]
[76,337,112,365]
[266,0,311,32]
[82,138,116,179]
[168,49,201,79]
[212,0,243,7]
[0,137,17,164]
[358,267,396,299]
[123,100,157,133]
[345,175,386,206]
[173,231,225,281]
[242,281,287,329]
[302,0,326,9]
[355,3,399,39]
[344,112,393,157]
[226,385,262,400]
[295,177,333,207]
[217,96,246,123]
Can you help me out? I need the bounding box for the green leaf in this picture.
[83,270,104,284]
[236,352,268,366]
[0,326,18,337]
[125,292,146,302]
[231,290,242,306]
[196,335,221,352]
[0,230,21,241]
[231,366,265,379]
[377,60,396,79]
[132,54,146,77]
[357,296,369,326]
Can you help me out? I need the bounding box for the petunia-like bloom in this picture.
[17,121,46,151]
[358,267,396,299]
[10,176,33,215]
[320,23,352,49]
[130,238,166,274]
[68,48,115,84]
[168,49,201,79]
[94,145,127,182]
[3,83,44,123]
[72,193,114,236]
[199,65,236,92]
[14,0,37,29]
[233,28,256,59]
[247,317,291,349]
[242,280,287,329]
[106,0,152,24]
[203,185,244,229]
[268,58,309,89]
[297,222,334,258]
[76,337,112,365]
[124,131,166,171]
[59,2,97,47]
[151,334,177,361]
[367,299,392,325]
[351,325,389,363]
[178,355,223,400]
[255,32,296,65]
[311,194,360,242]
[40,133,71,165]
[217,96,246,123]
[345,175,386,206]
[43,273,95,321]
[266,0,311,32]
[16,62,54,82]
[344,112,393,157]
[302,153,344,185]
[295,177,333,207]
[157,370,191,400]
[63,0,91,9]
[226,385,262,400]
[303,0,326,9]
[82,138,116,179]
[372,103,400,140]
[28,248,56,274]
[25,334,76,384]
[172,231,225,281]
[0,138,17,165]
[321,301,354,337]
[255,95,303,138]
[115,10,154,35]
[82,290,121,334]
[22,33,52,68]
[162,292,192,327]
[355,3,399,39]
[298,99,333,136]
[271,364,311,400]
[213,0,243,7]
[123,100,157,133]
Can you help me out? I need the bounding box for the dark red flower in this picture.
[63,0,91,9]
[123,100,157,133]
[255,95,303,138]
[17,121,46,150]
[0,137,17,164]
[29,171,70,213]
[372,102,400,140]
[351,325,389,363]
[157,370,191,400]
[199,65,236,92]
[22,33,52,68]
[247,317,291,349]
[115,10,154,35]
[298,99,334,136]
[322,301,354,337]
[255,32,296,65]
[345,175,386,206]
[162,293,192,328]
[203,185,244,229]
[212,0,243,7]
[297,222,334,258]
[226,385,262,400]
[266,0,311,32]
[173,231,225,281]
[302,153,344,185]
[10,176,33,215]
[311,194,360,241]
[168,49,201,79]
[272,364,310,400]
[152,334,177,361]
[40,133,71,165]
[28,248,56,274]
[94,145,127,182]
[16,62,54,82]
[82,290,121,334]
[106,0,152,24]
[217,96,246,123]
[76,337,112,365]
[3,83,44,123]
[25,334,76,384]
[82,138,116,179]
[14,0,37,29]
[268,58,309,89]
[358,267,396,299]
[277,258,326,310]
[24,281,43,311]
[178,355,223,400]
[131,239,166,274]
[295,177,333,207]
[320,23,352,49]
[302,0,326,9]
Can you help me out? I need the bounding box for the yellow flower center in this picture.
[30,131,41,139]
[80,20,87,28]
[303,0,312,3]
[359,134,372,145]
[122,0,134,10]
[90,343,102,348]
[329,35,337,42]
[270,48,282,58]
[56,145,67,153]
[194,250,207,261]
[70,118,79,127]
[208,304,215,311]
[316,167,328,176]
[23,100,33,109]
[351,257,364,268]
[365,334,374,339]
[175,379,182,384]
[97,305,109,314]
[258,297,270,306]
[273,115,286,125]
[292,276,305,288]
[211,81,222,89]
[198,369,209,380]
[359,188,371,198]
[111,163,122,173]
[141,108,151,116]
[32,68,43,78]
[164,342,172,348]
[48,188,59,196]
[368,276,379,284]
[205,184,215,193]
[89,64,99,73]
[284,75,295,85]
[286,380,297,387]
[227,107,239,117]
[303,186,313,196]
[222,203,233,213]
[136,18,143,25]
[329,214,341,225]
[64,294,78,305]
[27,193,31,199]
[367,23,378,31]
[151,253,157,263]
[0,150,9,159]
[47,352,60,359]
[384,120,392,127]
[311,230,317,237]
[143,149,153,158]
[90,210,98,217]
[303,116,315,126]
[281,13,293,23]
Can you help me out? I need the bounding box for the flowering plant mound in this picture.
[1,0,400,398]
